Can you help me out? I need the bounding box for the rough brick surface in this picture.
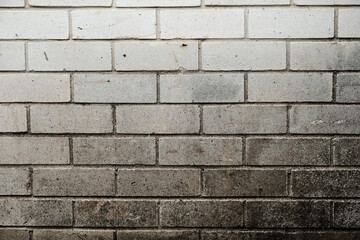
[336,74,360,103]
[334,202,360,228]
[33,230,114,240]
[0,106,27,133]
[0,168,30,195]
[117,230,198,240]
[333,138,360,165]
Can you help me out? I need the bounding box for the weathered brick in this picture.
[115,41,198,71]
[333,138,360,165]
[246,201,330,228]
[204,169,287,196]
[117,0,200,7]
[0,0,24,7]
[248,73,333,102]
[159,137,242,165]
[246,138,330,165]
[336,74,360,103]
[339,10,360,38]
[29,0,112,6]
[117,230,199,240]
[0,168,30,195]
[295,0,360,5]
[334,202,360,228]
[160,10,244,39]
[116,105,200,134]
[287,231,360,240]
[249,9,333,38]
[290,105,360,134]
[290,42,360,70]
[73,137,156,165]
[28,42,111,71]
[205,0,289,5]
[160,200,243,227]
[117,169,200,196]
[0,229,29,240]
[0,74,70,102]
[0,42,25,71]
[203,105,287,134]
[202,231,286,240]
[33,168,115,196]
[74,73,156,103]
[292,170,360,197]
[0,11,68,39]
[31,105,113,133]
[0,137,69,165]
[0,199,72,226]
[72,10,156,39]
[160,73,244,103]
[202,42,286,70]
[0,106,27,133]
[74,200,157,227]
[33,230,114,240]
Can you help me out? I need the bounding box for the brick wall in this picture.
[0,0,360,239]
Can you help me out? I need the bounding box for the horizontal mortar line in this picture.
[2,70,360,73]
[2,103,360,106]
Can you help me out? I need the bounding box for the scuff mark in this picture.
[43,52,48,61]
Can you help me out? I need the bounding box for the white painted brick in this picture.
[205,0,289,5]
[0,11,68,40]
[72,10,156,39]
[290,42,360,70]
[31,105,113,133]
[0,106,27,133]
[29,0,112,6]
[115,42,198,71]
[249,9,334,38]
[248,73,333,102]
[160,73,244,103]
[0,74,70,102]
[160,10,244,39]
[295,0,360,5]
[336,74,360,103]
[0,43,25,71]
[339,9,360,38]
[28,42,111,71]
[116,0,200,7]
[0,0,24,7]
[74,73,156,103]
[202,41,286,70]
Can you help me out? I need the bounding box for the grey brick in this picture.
[0,199,72,226]
[117,230,199,240]
[0,229,29,240]
[73,137,156,165]
[246,138,330,166]
[246,201,330,228]
[159,137,242,166]
[292,170,360,197]
[333,138,360,165]
[203,105,287,134]
[202,231,286,240]
[0,106,27,133]
[116,105,200,134]
[204,170,287,197]
[0,168,30,195]
[290,105,360,134]
[33,168,115,196]
[0,137,69,165]
[117,169,200,196]
[33,230,114,240]
[160,73,244,103]
[160,200,243,227]
[334,202,360,228]
[74,200,157,227]
[287,231,360,240]
[336,74,360,103]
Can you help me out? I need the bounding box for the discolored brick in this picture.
[333,138,360,165]
[33,230,114,240]
[117,230,199,240]
[334,202,360,228]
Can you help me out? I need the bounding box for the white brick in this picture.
[337,74,360,103]
[29,0,112,6]
[160,73,244,103]
[290,42,360,71]
[0,43,25,71]
[0,74,70,103]
[295,0,360,5]
[339,10,360,38]
[116,0,200,7]
[74,73,156,103]
[72,10,156,39]
[0,106,27,133]
[248,73,333,102]
[249,9,334,38]
[31,105,113,133]
[115,42,198,71]
[28,42,111,71]
[202,41,286,70]
[0,0,24,7]
[0,11,68,40]
[205,0,289,5]
[160,10,244,39]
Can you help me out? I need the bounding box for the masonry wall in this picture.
[0,0,360,239]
